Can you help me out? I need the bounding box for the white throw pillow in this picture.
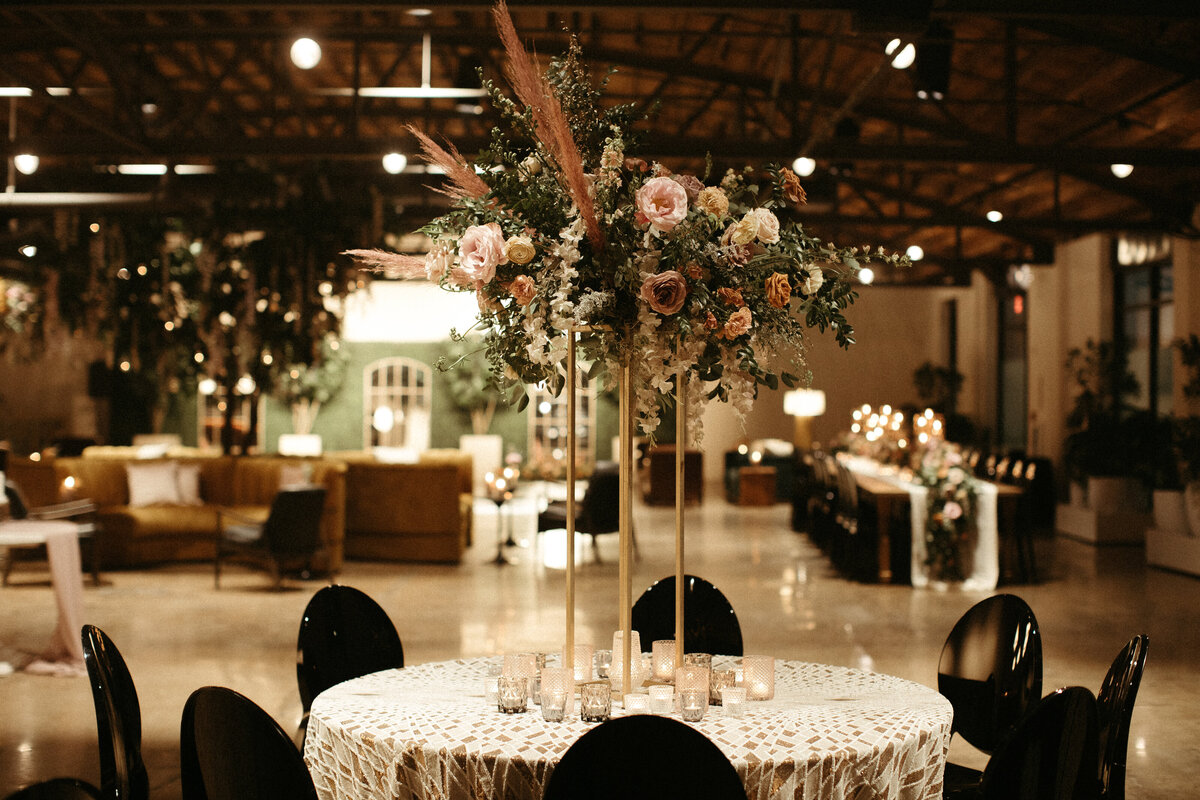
[126,461,181,507]
[176,463,203,505]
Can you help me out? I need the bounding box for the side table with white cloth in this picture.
[0,519,87,675]
[304,656,953,800]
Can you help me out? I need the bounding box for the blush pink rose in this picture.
[722,306,752,339]
[640,270,688,315]
[636,177,689,233]
[458,222,508,284]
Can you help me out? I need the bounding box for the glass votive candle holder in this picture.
[648,685,675,715]
[484,662,502,705]
[540,666,574,720]
[675,665,710,697]
[623,694,651,714]
[709,668,736,706]
[497,675,528,714]
[679,688,707,722]
[683,652,712,673]
[609,630,642,692]
[504,652,538,696]
[594,649,612,680]
[651,640,676,682]
[568,643,594,682]
[742,655,776,700]
[721,686,747,719]
[579,680,612,722]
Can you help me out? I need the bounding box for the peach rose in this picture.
[425,239,455,283]
[636,176,689,233]
[640,270,688,315]
[750,208,780,244]
[765,272,791,308]
[717,287,745,308]
[509,274,536,306]
[780,168,808,205]
[458,222,508,284]
[723,306,752,338]
[697,186,729,217]
[504,235,536,265]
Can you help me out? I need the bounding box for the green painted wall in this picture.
[164,340,619,464]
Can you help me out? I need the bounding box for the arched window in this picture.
[528,370,597,477]
[363,357,432,453]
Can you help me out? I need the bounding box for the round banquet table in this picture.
[304,657,953,800]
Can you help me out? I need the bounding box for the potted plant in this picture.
[440,338,505,490]
[273,336,349,455]
[1061,339,1143,510]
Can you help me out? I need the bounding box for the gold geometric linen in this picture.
[304,657,952,800]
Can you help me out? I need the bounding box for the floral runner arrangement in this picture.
[346,1,909,436]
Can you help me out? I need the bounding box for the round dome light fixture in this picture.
[986,210,1003,223]
[886,40,916,70]
[905,245,924,261]
[858,267,876,285]
[791,156,816,177]
[382,152,409,174]
[290,37,322,70]
[13,153,39,175]
[1110,163,1134,179]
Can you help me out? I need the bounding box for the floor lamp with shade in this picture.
[783,389,826,451]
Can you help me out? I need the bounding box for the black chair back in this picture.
[578,461,619,534]
[4,480,29,519]
[81,625,149,800]
[631,574,743,656]
[180,686,318,800]
[296,585,405,740]
[263,487,327,557]
[980,686,1099,800]
[542,715,744,800]
[938,594,1043,754]
[1097,635,1149,800]
[4,779,101,800]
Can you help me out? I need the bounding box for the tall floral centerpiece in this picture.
[913,441,979,583]
[347,0,909,688]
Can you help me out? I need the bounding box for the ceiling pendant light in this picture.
[791,156,816,177]
[1110,163,1134,179]
[382,152,409,174]
[13,153,39,175]
[290,37,322,70]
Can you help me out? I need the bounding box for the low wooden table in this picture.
[738,466,777,506]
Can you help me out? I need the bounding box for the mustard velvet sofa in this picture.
[51,454,346,573]
[337,450,474,563]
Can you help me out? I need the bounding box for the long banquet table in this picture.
[304,656,953,800]
[839,455,1020,591]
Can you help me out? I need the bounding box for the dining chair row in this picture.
[938,593,1149,800]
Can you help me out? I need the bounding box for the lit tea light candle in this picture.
[623,694,650,714]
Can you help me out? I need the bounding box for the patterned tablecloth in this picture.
[304,656,953,800]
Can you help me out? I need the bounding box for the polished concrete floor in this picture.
[1,492,1196,799]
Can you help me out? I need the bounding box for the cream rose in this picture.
[730,213,759,245]
[723,306,752,338]
[800,265,825,295]
[509,274,536,306]
[640,270,688,315]
[697,186,729,218]
[751,208,780,244]
[458,223,508,284]
[425,239,455,283]
[504,235,536,265]
[765,272,791,309]
[636,176,689,233]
